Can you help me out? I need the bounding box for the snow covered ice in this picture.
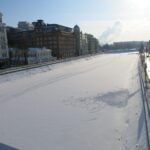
[0,52,148,150]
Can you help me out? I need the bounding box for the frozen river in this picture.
[0,52,148,150]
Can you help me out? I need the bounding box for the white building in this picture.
[0,12,9,62]
[27,47,56,64]
[18,21,34,31]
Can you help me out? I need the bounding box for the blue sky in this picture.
[1,0,150,43]
[0,0,119,26]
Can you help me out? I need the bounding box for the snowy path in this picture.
[0,53,148,150]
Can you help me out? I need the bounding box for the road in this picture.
[0,52,148,150]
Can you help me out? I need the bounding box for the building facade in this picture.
[7,20,100,60]
[80,33,89,55]
[113,41,143,49]
[8,20,76,59]
[0,12,9,66]
[74,25,81,56]
[73,25,99,55]
[86,34,99,54]
[18,21,34,31]
[27,47,55,64]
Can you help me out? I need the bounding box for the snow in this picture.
[146,55,150,80]
[0,52,148,150]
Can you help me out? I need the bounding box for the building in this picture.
[74,25,81,56]
[9,47,56,65]
[7,20,100,60]
[113,41,143,49]
[80,33,89,55]
[18,21,34,31]
[45,23,76,58]
[8,20,76,59]
[73,25,100,55]
[86,34,99,54]
[27,47,55,64]
[0,12,9,67]
[9,48,28,65]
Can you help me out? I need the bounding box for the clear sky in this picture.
[1,0,150,44]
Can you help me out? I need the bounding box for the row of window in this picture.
[60,51,75,58]
[28,41,74,48]
[1,52,8,58]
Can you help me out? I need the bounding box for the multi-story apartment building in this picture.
[80,33,89,55]
[0,12,9,67]
[7,20,100,60]
[8,20,76,59]
[74,25,99,55]
[86,34,99,54]
[74,25,81,56]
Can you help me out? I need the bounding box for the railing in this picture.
[139,54,150,150]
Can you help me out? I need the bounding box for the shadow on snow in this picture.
[0,143,19,150]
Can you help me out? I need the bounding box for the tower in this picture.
[74,25,80,56]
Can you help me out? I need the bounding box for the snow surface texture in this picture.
[0,53,148,150]
[146,55,150,80]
